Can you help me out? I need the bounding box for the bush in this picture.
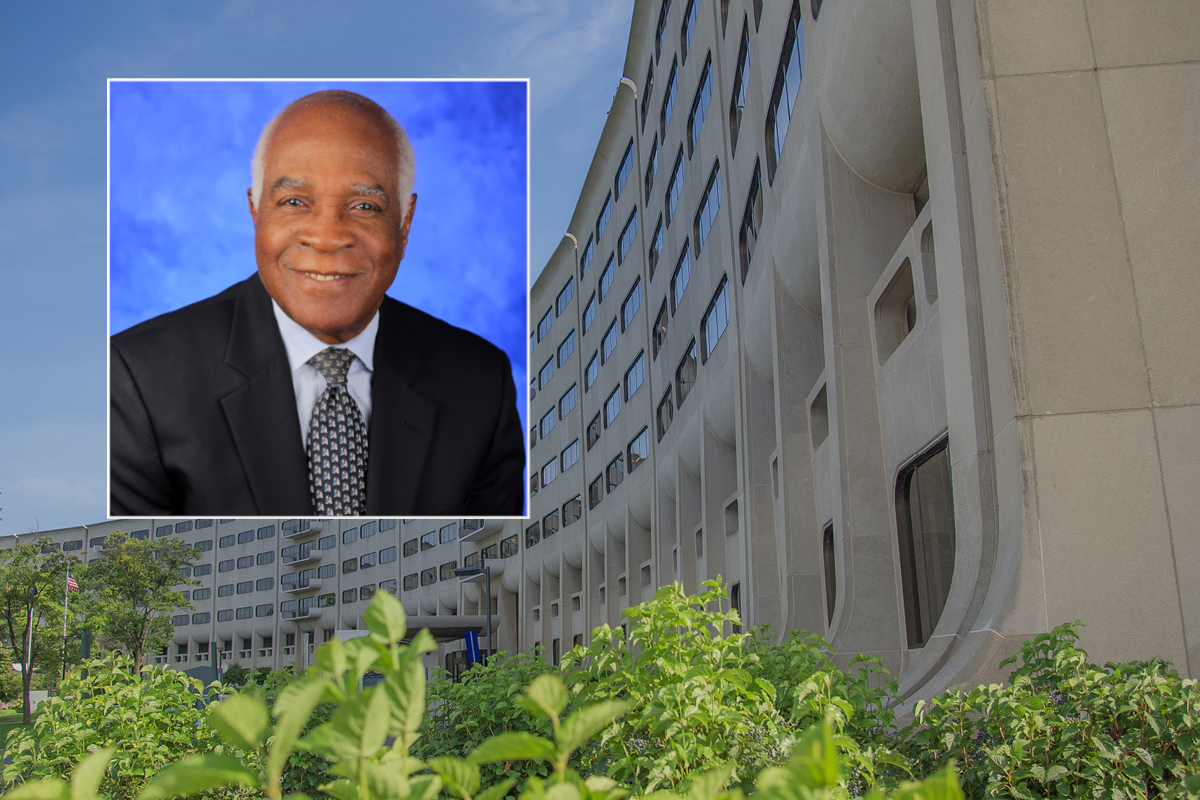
[1,654,228,798]
[563,580,790,794]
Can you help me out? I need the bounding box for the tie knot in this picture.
[309,347,356,386]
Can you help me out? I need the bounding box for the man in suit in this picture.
[110,90,526,516]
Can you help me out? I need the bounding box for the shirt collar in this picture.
[271,299,378,373]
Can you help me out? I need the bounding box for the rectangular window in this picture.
[238,530,254,544]
[235,607,252,620]
[561,439,580,472]
[896,439,956,648]
[379,519,396,532]
[543,510,560,539]
[701,276,730,360]
[194,538,211,551]
[606,453,625,493]
[696,162,722,252]
[380,546,397,564]
[618,208,638,264]
[173,614,189,627]
[280,599,297,618]
[641,63,655,127]
[343,588,358,604]
[420,531,436,550]
[219,534,235,548]
[440,523,457,543]
[257,551,273,566]
[343,558,358,574]
[688,56,713,153]
[645,137,659,201]
[318,534,335,550]
[730,23,751,151]
[236,555,254,569]
[599,256,615,302]
[156,525,171,538]
[580,235,595,277]
[130,530,149,541]
[671,243,691,312]
[622,278,642,331]
[218,584,233,597]
[237,581,253,594]
[583,293,597,334]
[587,412,602,451]
[559,384,578,418]
[563,496,582,526]
[653,300,669,359]
[343,528,358,544]
[585,352,599,390]
[604,386,621,427]
[615,140,634,198]
[538,307,553,341]
[217,609,233,622]
[648,216,664,279]
[625,352,646,400]
[192,612,210,625]
[403,539,418,557]
[526,522,542,548]
[318,563,335,578]
[218,560,234,573]
[556,278,575,316]
[257,525,275,540]
[175,520,193,534]
[538,356,554,389]
[666,148,684,224]
[403,574,418,591]
[602,319,618,363]
[681,0,699,60]
[767,1,804,177]
[420,567,437,587]
[661,58,678,133]
[360,521,376,538]
[540,408,556,438]
[589,475,604,509]
[655,0,672,59]
[558,329,576,367]
[281,545,297,563]
[256,577,273,591]
[739,160,764,283]
[542,458,558,487]
[193,587,211,600]
[676,339,698,407]
[195,519,213,529]
[628,427,650,472]
[193,563,212,577]
[380,579,398,595]
[501,534,519,558]
[89,537,106,549]
[597,193,613,239]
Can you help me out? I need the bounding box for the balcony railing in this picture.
[281,520,324,539]
[281,578,322,594]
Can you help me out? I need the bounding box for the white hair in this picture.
[250,90,416,219]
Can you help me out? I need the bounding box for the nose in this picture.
[297,203,355,252]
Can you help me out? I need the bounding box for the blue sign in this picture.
[464,630,481,663]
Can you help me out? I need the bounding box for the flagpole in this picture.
[61,567,69,682]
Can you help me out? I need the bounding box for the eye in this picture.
[354,202,379,212]
[282,197,304,207]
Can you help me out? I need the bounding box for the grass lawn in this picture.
[0,710,38,752]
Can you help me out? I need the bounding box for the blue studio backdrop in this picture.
[109,80,528,431]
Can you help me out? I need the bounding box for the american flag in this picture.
[66,574,79,591]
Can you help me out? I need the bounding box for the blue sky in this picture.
[0,0,634,535]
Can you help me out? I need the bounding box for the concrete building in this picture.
[21,0,1198,703]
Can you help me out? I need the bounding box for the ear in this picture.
[247,188,258,225]
[401,193,418,240]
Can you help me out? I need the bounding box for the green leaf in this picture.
[69,746,116,800]
[269,677,332,790]
[363,589,408,645]
[476,777,517,800]
[787,721,840,788]
[382,659,426,738]
[318,779,357,800]
[545,783,581,800]
[685,763,735,800]
[3,779,71,800]
[207,692,270,751]
[469,732,558,763]
[428,756,481,799]
[520,674,569,720]
[135,755,259,800]
[557,700,631,757]
[361,760,414,800]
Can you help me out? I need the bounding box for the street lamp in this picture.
[452,565,492,664]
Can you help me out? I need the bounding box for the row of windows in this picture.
[526,495,583,547]
[584,351,647,452]
[400,524,455,557]
[588,427,651,510]
[174,604,272,625]
[532,438,581,496]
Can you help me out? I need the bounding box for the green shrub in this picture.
[1,654,228,798]
[417,649,557,791]
[563,580,790,794]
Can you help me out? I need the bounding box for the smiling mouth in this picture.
[293,270,357,282]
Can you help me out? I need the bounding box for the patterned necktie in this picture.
[306,347,368,516]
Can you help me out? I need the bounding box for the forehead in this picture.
[264,102,398,186]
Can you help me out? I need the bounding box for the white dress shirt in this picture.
[271,300,377,447]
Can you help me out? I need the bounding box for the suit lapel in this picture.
[220,276,314,514]
[366,300,438,514]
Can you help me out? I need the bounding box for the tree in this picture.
[0,539,73,723]
[80,531,198,670]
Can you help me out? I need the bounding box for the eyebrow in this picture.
[271,177,309,192]
[351,184,389,202]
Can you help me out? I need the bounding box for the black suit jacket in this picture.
[110,274,525,516]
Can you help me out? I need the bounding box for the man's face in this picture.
[250,102,416,344]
